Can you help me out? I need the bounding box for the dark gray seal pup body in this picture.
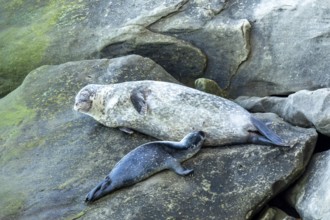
[85,131,205,203]
[74,80,286,146]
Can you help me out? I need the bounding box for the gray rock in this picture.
[0,56,317,219]
[99,26,207,86]
[150,0,330,97]
[286,150,330,220]
[194,78,227,97]
[0,55,177,219]
[2,0,329,97]
[88,54,179,84]
[0,0,205,97]
[80,113,316,220]
[151,15,251,92]
[257,206,295,220]
[235,88,330,136]
[224,0,330,97]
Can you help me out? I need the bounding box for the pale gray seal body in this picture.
[85,131,205,202]
[74,80,286,146]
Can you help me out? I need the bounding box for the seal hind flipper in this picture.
[85,180,103,203]
[85,177,113,203]
[250,116,287,146]
[247,133,281,146]
[130,88,151,115]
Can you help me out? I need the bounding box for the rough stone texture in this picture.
[151,15,251,91]
[85,54,180,84]
[3,0,329,98]
[223,0,330,97]
[257,207,296,220]
[0,55,177,219]
[286,150,330,220]
[0,56,317,219]
[235,88,330,136]
[99,26,207,86]
[150,0,330,97]
[0,0,205,97]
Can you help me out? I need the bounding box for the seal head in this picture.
[85,131,205,203]
[74,84,101,113]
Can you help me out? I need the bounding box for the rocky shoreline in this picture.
[1,0,329,219]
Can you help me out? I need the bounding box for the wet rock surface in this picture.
[235,88,330,136]
[0,57,317,219]
[286,150,330,220]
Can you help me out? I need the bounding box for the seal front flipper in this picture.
[250,116,288,147]
[119,127,134,134]
[130,88,151,115]
[168,158,194,176]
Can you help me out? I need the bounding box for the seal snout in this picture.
[73,102,80,112]
[198,131,206,139]
[74,88,95,113]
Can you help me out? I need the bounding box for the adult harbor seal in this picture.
[74,80,286,147]
[85,131,205,203]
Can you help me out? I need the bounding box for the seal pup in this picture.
[85,131,205,203]
[74,80,286,147]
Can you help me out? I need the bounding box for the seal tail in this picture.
[250,116,287,147]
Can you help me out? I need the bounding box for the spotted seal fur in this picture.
[74,80,286,147]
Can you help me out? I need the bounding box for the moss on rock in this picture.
[0,189,26,219]
[0,0,86,97]
[194,78,227,97]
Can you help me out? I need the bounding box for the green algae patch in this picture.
[0,100,36,128]
[0,137,46,166]
[0,0,87,96]
[0,190,26,219]
[0,88,39,165]
[0,0,57,93]
[66,210,87,220]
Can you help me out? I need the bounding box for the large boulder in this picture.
[0,55,177,219]
[286,150,330,220]
[0,56,317,219]
[0,0,205,97]
[151,8,251,94]
[150,0,330,97]
[2,0,329,98]
[235,88,330,136]
[222,0,330,97]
